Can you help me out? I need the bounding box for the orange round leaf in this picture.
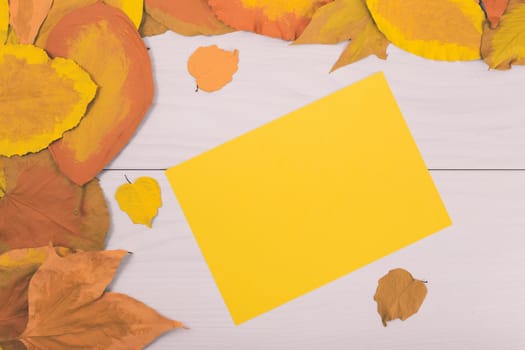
[208,0,333,40]
[188,45,239,92]
[45,3,154,186]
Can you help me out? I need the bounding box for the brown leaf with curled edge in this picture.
[0,150,109,254]
[145,0,234,36]
[294,0,389,71]
[140,12,169,37]
[374,268,427,326]
[16,249,183,350]
[0,247,72,346]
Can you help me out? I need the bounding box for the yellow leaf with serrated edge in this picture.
[0,45,97,157]
[481,0,525,70]
[115,177,162,228]
[366,0,484,61]
[295,0,389,71]
[0,0,7,44]
[104,0,143,28]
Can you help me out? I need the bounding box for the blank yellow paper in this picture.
[166,72,451,325]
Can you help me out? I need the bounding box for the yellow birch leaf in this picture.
[481,0,525,70]
[0,44,97,157]
[0,0,7,44]
[139,12,169,37]
[294,0,389,71]
[115,176,162,228]
[374,268,427,326]
[366,0,484,61]
[103,0,143,28]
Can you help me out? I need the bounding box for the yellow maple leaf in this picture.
[294,0,389,71]
[481,0,525,70]
[115,176,162,228]
[0,44,97,157]
[366,0,484,61]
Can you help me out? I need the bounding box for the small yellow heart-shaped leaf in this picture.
[115,176,162,228]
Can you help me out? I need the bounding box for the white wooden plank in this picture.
[101,170,525,350]
[105,32,525,171]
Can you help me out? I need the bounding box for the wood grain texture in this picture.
[98,31,525,349]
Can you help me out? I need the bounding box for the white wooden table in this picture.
[101,31,525,349]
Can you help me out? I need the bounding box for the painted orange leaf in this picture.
[295,0,389,71]
[0,44,97,157]
[15,249,183,349]
[374,268,427,326]
[0,150,109,254]
[8,0,53,44]
[0,247,71,345]
[208,0,333,40]
[188,45,239,92]
[140,12,169,37]
[481,0,525,69]
[45,2,154,186]
[34,0,97,48]
[482,0,510,28]
[366,0,485,60]
[145,0,234,36]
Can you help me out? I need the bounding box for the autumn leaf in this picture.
[145,0,234,36]
[104,0,144,28]
[45,2,154,186]
[374,268,427,326]
[294,0,389,71]
[139,12,169,37]
[0,44,96,157]
[15,249,183,349]
[482,0,510,28]
[8,0,53,44]
[0,150,109,254]
[34,0,97,48]
[0,0,9,44]
[115,176,162,228]
[208,0,333,40]
[481,0,525,69]
[188,45,239,92]
[0,247,71,343]
[366,0,485,60]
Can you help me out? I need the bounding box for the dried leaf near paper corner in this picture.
[294,0,389,71]
[208,0,333,40]
[481,0,525,70]
[374,268,427,326]
[366,0,484,61]
[0,151,109,254]
[0,44,96,157]
[44,2,154,186]
[145,0,234,36]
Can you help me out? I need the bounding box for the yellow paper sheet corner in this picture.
[166,72,452,325]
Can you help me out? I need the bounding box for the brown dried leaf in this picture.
[17,249,183,349]
[0,150,109,254]
[373,268,427,326]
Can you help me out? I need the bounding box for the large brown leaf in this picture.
[0,150,109,254]
[46,2,154,186]
[16,249,183,349]
[0,247,71,344]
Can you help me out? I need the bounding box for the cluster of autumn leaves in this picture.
[0,1,186,349]
[141,0,525,71]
